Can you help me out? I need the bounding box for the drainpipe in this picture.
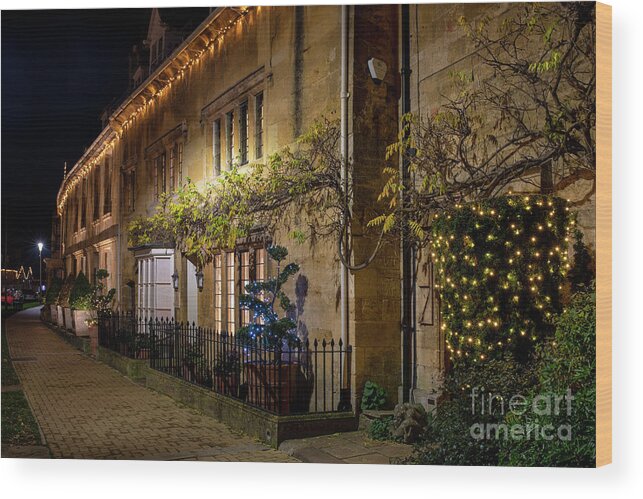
[339,4,350,404]
[400,4,414,404]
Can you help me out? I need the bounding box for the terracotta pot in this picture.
[244,362,309,415]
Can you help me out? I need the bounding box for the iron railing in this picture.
[98,312,352,415]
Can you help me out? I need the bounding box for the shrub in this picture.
[499,285,596,467]
[367,416,395,441]
[44,277,62,305]
[237,245,300,347]
[69,272,92,310]
[568,230,594,293]
[56,274,76,307]
[430,195,572,366]
[361,381,388,411]
[402,359,537,466]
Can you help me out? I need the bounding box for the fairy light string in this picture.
[431,194,573,366]
[57,7,251,215]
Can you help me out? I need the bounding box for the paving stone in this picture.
[343,453,392,465]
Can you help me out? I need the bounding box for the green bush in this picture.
[56,274,75,307]
[568,230,594,293]
[69,272,92,310]
[361,381,388,411]
[44,277,62,305]
[367,416,395,441]
[499,285,596,467]
[431,195,572,366]
[237,245,300,347]
[403,359,537,466]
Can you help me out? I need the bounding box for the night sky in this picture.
[1,8,152,272]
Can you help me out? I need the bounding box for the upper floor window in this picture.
[226,111,234,168]
[154,153,166,199]
[213,119,221,175]
[123,171,136,213]
[239,100,249,165]
[103,157,112,215]
[255,92,264,159]
[80,178,87,229]
[93,167,101,220]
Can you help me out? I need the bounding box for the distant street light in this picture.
[37,242,43,299]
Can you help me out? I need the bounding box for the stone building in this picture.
[54,4,595,412]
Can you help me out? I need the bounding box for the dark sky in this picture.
[1,8,152,272]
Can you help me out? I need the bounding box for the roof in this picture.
[158,8,211,32]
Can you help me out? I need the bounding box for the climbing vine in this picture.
[128,119,350,268]
[369,3,596,247]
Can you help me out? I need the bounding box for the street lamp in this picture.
[37,242,43,299]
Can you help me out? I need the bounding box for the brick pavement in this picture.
[4,308,297,462]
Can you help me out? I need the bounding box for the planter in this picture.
[72,309,91,336]
[56,305,64,327]
[244,362,310,415]
[50,304,58,324]
[63,307,73,332]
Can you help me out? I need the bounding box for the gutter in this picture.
[339,4,351,406]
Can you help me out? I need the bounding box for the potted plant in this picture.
[70,271,93,336]
[57,274,75,331]
[237,245,310,414]
[45,277,62,324]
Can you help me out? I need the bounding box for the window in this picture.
[170,143,184,188]
[255,92,264,159]
[240,250,251,326]
[214,254,223,332]
[254,248,266,325]
[177,143,183,186]
[93,167,100,220]
[155,153,167,197]
[81,178,87,228]
[214,247,267,334]
[74,193,79,233]
[226,252,236,333]
[213,119,221,175]
[103,157,112,214]
[226,110,234,167]
[124,171,136,213]
[239,100,249,165]
[169,147,175,192]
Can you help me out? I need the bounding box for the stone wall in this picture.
[409,3,596,399]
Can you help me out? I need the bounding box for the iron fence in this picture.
[98,312,352,415]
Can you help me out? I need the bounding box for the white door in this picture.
[135,247,174,320]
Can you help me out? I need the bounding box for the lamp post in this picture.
[37,242,43,299]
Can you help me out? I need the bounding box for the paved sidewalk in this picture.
[280,431,412,464]
[4,308,297,462]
